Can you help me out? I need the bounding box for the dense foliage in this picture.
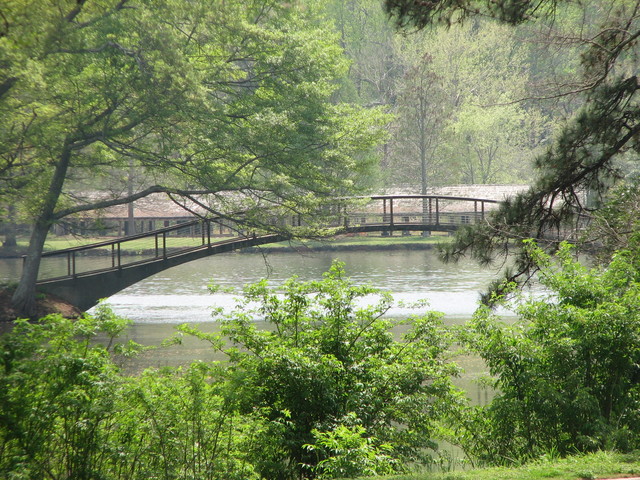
[457,241,640,464]
[183,261,465,479]
[4,249,640,477]
[0,263,466,479]
[0,306,264,480]
[1,0,389,315]
[327,0,557,189]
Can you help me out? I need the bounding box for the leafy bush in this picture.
[0,305,260,480]
[190,260,465,479]
[114,362,262,480]
[0,263,467,480]
[458,241,640,464]
[0,307,129,479]
[304,419,397,479]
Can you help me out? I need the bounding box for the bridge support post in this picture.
[421,198,431,237]
[381,198,393,236]
[162,232,167,259]
[382,198,387,223]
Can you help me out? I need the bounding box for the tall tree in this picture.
[325,0,403,177]
[446,102,541,184]
[385,0,640,293]
[377,17,552,189]
[388,46,452,189]
[327,0,402,107]
[429,21,548,185]
[2,0,389,316]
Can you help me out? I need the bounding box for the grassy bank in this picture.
[356,451,640,480]
[241,232,450,252]
[2,233,451,257]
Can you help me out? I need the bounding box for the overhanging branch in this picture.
[52,186,213,219]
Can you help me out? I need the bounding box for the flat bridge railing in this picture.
[36,219,214,282]
[340,194,498,228]
[35,195,498,282]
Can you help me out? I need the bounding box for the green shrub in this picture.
[189,260,465,479]
[458,241,640,464]
[0,306,260,480]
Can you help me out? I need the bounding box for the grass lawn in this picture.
[244,232,451,251]
[6,232,451,254]
[12,236,228,253]
[355,451,640,480]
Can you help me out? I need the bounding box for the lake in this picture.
[1,246,511,405]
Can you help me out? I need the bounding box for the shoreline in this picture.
[238,241,439,254]
[0,287,83,324]
[0,235,447,258]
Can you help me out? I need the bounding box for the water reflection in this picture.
[101,249,514,323]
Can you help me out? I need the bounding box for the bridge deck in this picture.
[32,195,498,310]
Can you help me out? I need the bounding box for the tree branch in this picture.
[52,186,214,219]
[64,0,89,23]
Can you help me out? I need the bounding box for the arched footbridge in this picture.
[34,195,498,310]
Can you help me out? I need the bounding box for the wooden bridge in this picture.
[34,195,498,310]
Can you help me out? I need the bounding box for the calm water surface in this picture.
[105,249,512,381]
[95,249,512,323]
[2,248,505,404]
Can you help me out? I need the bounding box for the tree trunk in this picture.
[3,232,17,249]
[420,128,431,237]
[2,204,18,248]
[126,159,136,235]
[10,219,50,317]
[11,146,72,317]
